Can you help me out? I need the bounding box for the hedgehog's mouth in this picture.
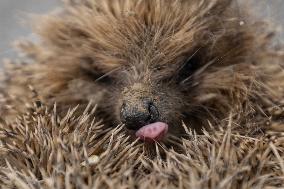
[135,122,168,142]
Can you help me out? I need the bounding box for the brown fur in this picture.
[1,0,284,137]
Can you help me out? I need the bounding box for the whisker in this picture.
[95,67,121,82]
[168,48,201,84]
[177,47,201,73]
[181,58,216,84]
[181,45,240,85]
[214,45,241,64]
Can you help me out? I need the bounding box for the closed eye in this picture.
[94,68,120,84]
[80,57,117,85]
[176,54,201,84]
[154,50,201,84]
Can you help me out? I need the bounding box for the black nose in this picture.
[120,99,159,130]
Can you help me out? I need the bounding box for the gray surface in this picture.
[0,1,283,60]
[0,0,60,59]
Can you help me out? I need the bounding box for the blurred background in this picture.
[0,0,60,59]
[0,0,283,60]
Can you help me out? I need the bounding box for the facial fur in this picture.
[1,0,284,140]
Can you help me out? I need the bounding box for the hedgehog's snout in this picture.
[120,98,159,131]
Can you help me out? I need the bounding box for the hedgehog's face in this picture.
[39,0,254,142]
[90,46,228,142]
[119,54,205,142]
[94,61,200,141]
[75,1,252,142]
[116,63,198,142]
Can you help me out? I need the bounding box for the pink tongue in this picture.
[135,122,168,142]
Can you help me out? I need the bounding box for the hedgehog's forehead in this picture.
[82,0,202,67]
[52,0,235,71]
[90,12,199,70]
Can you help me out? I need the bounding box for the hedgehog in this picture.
[1,0,284,143]
[2,1,284,188]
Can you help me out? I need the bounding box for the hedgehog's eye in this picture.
[94,73,113,84]
[82,67,114,85]
[80,58,114,85]
[177,55,200,84]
